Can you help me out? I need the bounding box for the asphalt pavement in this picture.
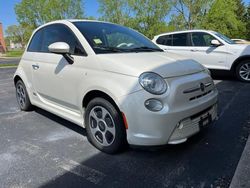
[0,66,250,188]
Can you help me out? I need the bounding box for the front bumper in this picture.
[118,72,218,146]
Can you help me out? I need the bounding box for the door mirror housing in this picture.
[48,42,74,64]
[211,39,221,47]
[48,42,70,54]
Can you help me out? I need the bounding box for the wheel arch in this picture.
[82,90,121,113]
[231,55,250,72]
[14,75,23,85]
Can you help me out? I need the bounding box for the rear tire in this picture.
[235,60,250,82]
[84,97,127,154]
[15,80,33,111]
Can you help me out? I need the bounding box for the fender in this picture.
[14,66,35,103]
[231,55,250,71]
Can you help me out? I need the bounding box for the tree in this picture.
[245,4,250,39]
[5,25,26,48]
[98,0,171,39]
[15,0,84,29]
[128,0,171,39]
[234,0,247,38]
[202,0,246,38]
[98,0,131,25]
[171,0,213,30]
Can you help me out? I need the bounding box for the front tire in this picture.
[235,60,250,82]
[84,98,127,154]
[15,80,33,111]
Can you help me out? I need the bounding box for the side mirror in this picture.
[48,42,74,64]
[211,39,221,47]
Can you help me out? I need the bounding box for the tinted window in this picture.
[41,24,85,55]
[172,33,189,46]
[156,35,172,46]
[191,32,216,46]
[27,29,43,52]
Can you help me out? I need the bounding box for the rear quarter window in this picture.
[156,35,172,46]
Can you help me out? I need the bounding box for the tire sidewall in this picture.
[84,98,127,154]
[15,80,32,111]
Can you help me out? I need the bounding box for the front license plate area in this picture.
[199,113,212,129]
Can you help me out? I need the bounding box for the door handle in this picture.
[190,49,198,52]
[32,64,39,70]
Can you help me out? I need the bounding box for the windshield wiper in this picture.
[93,46,126,53]
[129,46,163,52]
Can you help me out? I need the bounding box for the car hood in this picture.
[97,52,205,78]
[229,44,250,56]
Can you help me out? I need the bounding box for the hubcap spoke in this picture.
[102,133,109,146]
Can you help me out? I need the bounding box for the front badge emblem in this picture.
[200,83,205,92]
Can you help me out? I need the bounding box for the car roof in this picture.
[35,19,116,30]
[154,29,216,38]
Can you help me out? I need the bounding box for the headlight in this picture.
[139,72,167,95]
[203,67,211,75]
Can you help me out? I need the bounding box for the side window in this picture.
[41,24,85,55]
[156,35,172,46]
[172,33,189,46]
[191,32,216,47]
[27,29,43,52]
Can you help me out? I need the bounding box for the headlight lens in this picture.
[139,72,167,95]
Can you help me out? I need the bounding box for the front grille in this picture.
[189,90,212,101]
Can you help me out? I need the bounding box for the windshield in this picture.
[73,21,163,54]
[213,32,236,44]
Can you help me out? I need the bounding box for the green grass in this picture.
[5,50,24,57]
[0,64,18,68]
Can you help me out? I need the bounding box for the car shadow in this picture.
[35,107,87,137]
[210,69,235,81]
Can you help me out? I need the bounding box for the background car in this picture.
[14,20,218,154]
[153,30,250,82]
[231,39,250,45]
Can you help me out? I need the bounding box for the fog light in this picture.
[144,99,163,112]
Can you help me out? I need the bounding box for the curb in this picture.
[230,135,250,188]
[0,66,18,69]
[0,57,21,60]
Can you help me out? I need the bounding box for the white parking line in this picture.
[0,110,20,116]
[0,78,13,82]
[59,159,106,185]
[218,84,247,119]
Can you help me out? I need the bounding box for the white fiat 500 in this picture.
[14,20,218,153]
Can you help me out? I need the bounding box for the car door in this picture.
[189,32,228,69]
[31,24,87,113]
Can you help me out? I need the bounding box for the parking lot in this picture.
[0,66,250,188]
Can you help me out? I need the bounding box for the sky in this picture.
[0,0,250,36]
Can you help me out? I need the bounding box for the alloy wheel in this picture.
[16,83,26,108]
[88,106,116,146]
[239,62,250,81]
